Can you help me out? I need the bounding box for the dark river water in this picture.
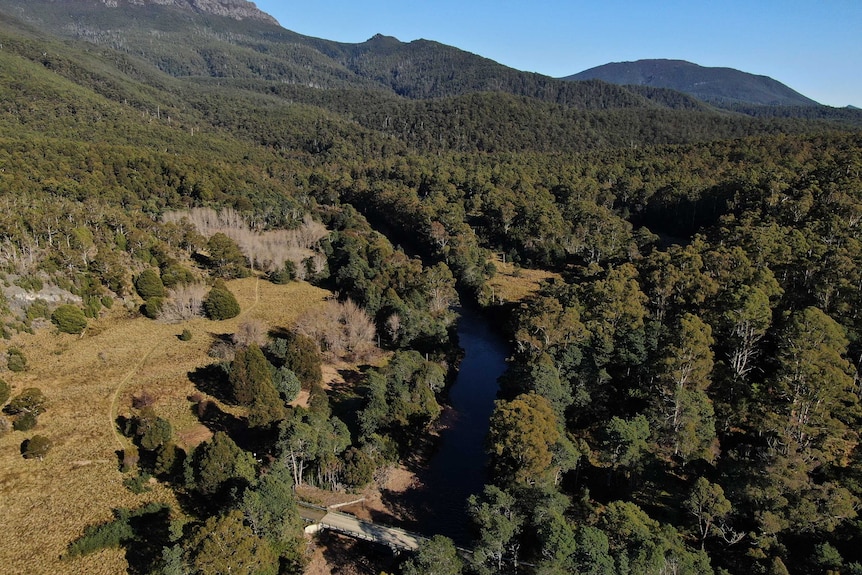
[413,305,509,545]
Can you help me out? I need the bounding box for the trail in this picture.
[109,341,163,451]
[108,277,260,451]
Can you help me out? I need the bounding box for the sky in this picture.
[251,0,861,108]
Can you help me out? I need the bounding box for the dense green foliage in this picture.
[202,281,241,320]
[1,3,861,574]
[51,305,88,334]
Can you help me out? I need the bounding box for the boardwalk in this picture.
[299,503,426,551]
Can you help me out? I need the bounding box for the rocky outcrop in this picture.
[101,0,279,24]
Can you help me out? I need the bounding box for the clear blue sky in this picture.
[252,0,860,107]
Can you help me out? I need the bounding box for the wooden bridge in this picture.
[298,502,427,552]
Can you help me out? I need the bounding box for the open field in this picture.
[0,278,329,575]
[485,254,561,303]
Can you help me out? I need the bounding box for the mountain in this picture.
[1,0,859,157]
[563,59,820,107]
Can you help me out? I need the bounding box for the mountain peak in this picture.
[98,0,278,24]
[563,59,819,107]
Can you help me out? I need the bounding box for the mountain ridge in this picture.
[95,0,276,24]
[563,58,820,107]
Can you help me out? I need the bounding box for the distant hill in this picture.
[563,59,820,107]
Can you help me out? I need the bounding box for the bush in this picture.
[51,304,87,334]
[342,447,375,488]
[0,378,10,405]
[22,434,51,459]
[121,446,139,472]
[269,260,296,284]
[138,416,172,451]
[6,347,27,372]
[13,411,37,431]
[273,366,301,403]
[5,387,47,416]
[123,472,153,494]
[134,269,166,299]
[142,297,165,319]
[179,329,193,341]
[266,332,322,389]
[203,283,240,320]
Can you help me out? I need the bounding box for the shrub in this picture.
[22,434,51,459]
[160,263,195,289]
[341,447,375,488]
[123,472,153,494]
[13,411,37,431]
[134,269,166,299]
[203,283,240,320]
[266,332,322,389]
[5,387,47,416]
[26,299,51,322]
[142,297,165,319]
[0,378,10,405]
[138,416,172,451]
[6,347,27,372]
[51,304,87,334]
[268,260,296,284]
[121,446,139,472]
[273,366,301,403]
[179,329,193,341]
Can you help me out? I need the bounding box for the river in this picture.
[413,305,510,545]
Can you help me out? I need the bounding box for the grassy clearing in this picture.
[0,278,329,575]
[486,254,561,303]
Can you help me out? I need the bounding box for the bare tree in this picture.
[157,282,208,322]
[295,299,377,362]
[233,318,269,349]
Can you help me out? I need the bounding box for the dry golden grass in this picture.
[0,278,330,575]
[485,254,561,303]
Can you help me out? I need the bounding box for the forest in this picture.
[0,2,861,574]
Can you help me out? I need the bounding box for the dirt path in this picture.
[108,340,164,450]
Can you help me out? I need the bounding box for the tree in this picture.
[51,304,87,334]
[230,345,284,428]
[187,432,256,496]
[134,268,166,299]
[206,232,248,278]
[137,413,172,451]
[402,535,463,575]
[684,477,733,549]
[240,461,301,546]
[766,307,858,456]
[185,510,278,575]
[468,485,523,575]
[487,393,560,485]
[650,313,717,462]
[267,332,322,389]
[722,285,772,381]
[598,415,650,475]
[272,366,301,404]
[203,280,240,320]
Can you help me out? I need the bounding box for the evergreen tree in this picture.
[203,280,240,320]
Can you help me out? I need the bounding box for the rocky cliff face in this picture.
[99,0,278,24]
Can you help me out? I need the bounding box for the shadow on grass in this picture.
[64,503,172,574]
[188,364,231,403]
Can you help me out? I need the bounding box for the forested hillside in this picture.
[0,1,861,574]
